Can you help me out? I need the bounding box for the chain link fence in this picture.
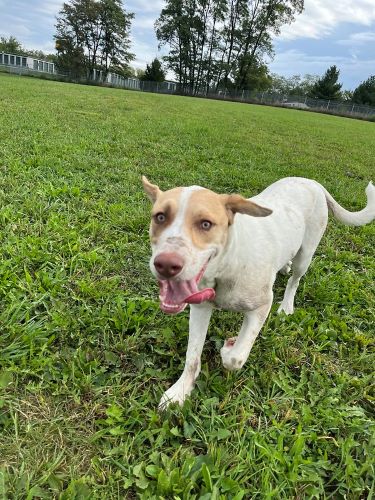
[141,82,375,120]
[2,61,374,121]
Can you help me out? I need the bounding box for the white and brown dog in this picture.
[142,176,375,409]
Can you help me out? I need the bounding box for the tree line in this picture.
[270,66,375,107]
[155,0,304,94]
[1,0,374,107]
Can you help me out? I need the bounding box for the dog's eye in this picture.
[155,212,166,224]
[200,220,212,231]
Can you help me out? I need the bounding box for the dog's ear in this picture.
[142,176,162,203]
[223,194,272,224]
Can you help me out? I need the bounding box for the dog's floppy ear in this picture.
[223,194,272,224]
[142,176,162,203]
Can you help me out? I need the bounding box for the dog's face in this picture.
[142,176,272,313]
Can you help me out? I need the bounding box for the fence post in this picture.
[327,100,330,110]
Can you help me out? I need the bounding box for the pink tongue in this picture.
[185,288,215,304]
[159,279,215,306]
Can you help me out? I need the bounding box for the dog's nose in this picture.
[154,252,184,279]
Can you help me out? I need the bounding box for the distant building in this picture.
[0,52,55,73]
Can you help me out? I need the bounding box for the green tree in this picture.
[269,73,318,95]
[352,76,375,106]
[232,0,304,90]
[156,0,304,94]
[141,58,166,82]
[0,35,55,61]
[99,0,134,76]
[341,89,353,101]
[55,0,134,78]
[309,65,342,100]
[234,59,272,91]
[0,36,24,54]
[55,37,86,77]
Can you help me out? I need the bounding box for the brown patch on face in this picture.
[184,189,231,249]
[145,183,272,249]
[149,188,182,243]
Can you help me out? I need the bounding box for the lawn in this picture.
[0,72,374,499]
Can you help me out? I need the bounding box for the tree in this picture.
[54,0,134,78]
[141,58,166,82]
[55,37,86,77]
[0,36,24,54]
[156,0,304,94]
[341,89,353,102]
[0,36,55,61]
[309,65,342,100]
[234,59,272,91]
[230,0,304,90]
[352,76,375,106]
[269,73,318,95]
[26,49,55,62]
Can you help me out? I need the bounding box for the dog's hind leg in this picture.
[221,298,272,371]
[278,248,315,315]
[278,201,328,315]
[159,303,213,410]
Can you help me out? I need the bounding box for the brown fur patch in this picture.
[146,185,271,249]
[150,188,182,242]
[184,189,231,249]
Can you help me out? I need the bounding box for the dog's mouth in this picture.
[158,263,215,314]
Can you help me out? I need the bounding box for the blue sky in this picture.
[1,0,374,89]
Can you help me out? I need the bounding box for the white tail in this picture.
[319,182,375,226]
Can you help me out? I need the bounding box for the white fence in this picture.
[0,52,55,73]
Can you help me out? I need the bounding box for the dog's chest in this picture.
[211,276,266,312]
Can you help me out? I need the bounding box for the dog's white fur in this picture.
[144,177,375,409]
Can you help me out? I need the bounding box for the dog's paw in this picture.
[221,337,247,371]
[158,383,188,411]
[277,302,294,315]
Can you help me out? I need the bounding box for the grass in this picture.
[0,72,374,499]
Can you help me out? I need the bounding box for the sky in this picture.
[0,0,374,90]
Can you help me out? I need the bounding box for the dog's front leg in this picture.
[159,303,213,410]
[221,300,272,371]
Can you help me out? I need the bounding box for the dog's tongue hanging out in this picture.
[159,278,215,314]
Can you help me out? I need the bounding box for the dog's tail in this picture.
[317,181,375,226]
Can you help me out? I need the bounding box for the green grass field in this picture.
[0,72,374,499]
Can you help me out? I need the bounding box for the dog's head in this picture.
[142,176,272,313]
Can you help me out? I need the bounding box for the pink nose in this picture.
[154,252,184,279]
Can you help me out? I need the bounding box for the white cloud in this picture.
[337,31,375,45]
[127,0,165,14]
[133,16,156,31]
[0,14,33,38]
[279,0,375,40]
[33,0,62,17]
[130,36,162,67]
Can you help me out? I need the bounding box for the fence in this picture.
[143,83,375,119]
[0,52,55,73]
[1,61,374,121]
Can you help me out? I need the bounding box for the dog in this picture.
[142,176,375,409]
